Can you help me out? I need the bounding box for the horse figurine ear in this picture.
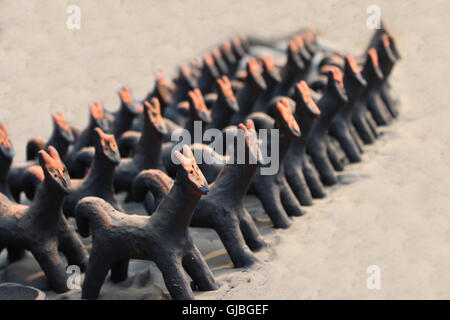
[94,127,119,159]
[0,122,12,149]
[296,81,321,118]
[217,76,236,102]
[118,87,133,104]
[39,146,64,175]
[245,119,255,131]
[276,99,301,138]
[188,89,208,112]
[144,98,167,136]
[367,48,384,81]
[90,102,104,120]
[174,145,208,195]
[345,55,367,87]
[38,146,71,193]
[48,145,63,162]
[203,53,215,68]
[188,89,211,123]
[238,119,262,167]
[52,112,70,131]
[247,58,267,90]
[174,144,193,165]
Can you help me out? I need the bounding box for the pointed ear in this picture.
[174,149,188,164]
[150,97,161,114]
[289,40,299,53]
[144,98,162,121]
[246,119,255,131]
[247,58,259,74]
[38,149,53,168]
[0,122,11,148]
[222,41,232,52]
[217,76,235,100]
[276,99,301,135]
[368,48,379,68]
[217,77,225,88]
[93,127,104,140]
[213,48,222,59]
[90,102,104,119]
[52,112,70,131]
[51,113,59,124]
[180,64,191,78]
[189,89,207,113]
[331,67,344,88]
[194,88,202,99]
[238,123,248,133]
[276,98,289,113]
[188,90,197,104]
[204,53,215,67]
[294,35,304,48]
[346,54,360,74]
[47,145,62,162]
[119,86,133,103]
[296,81,321,117]
[182,144,194,160]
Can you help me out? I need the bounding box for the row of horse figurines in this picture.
[0,24,400,299]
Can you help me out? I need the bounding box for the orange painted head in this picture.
[247,58,267,90]
[204,53,215,67]
[94,128,120,165]
[346,54,360,74]
[222,41,232,53]
[320,65,344,89]
[38,146,71,193]
[287,40,305,70]
[52,112,75,144]
[188,89,211,123]
[118,87,139,115]
[294,35,305,48]
[0,122,12,149]
[213,48,222,60]
[119,87,133,104]
[275,98,301,139]
[155,75,173,106]
[217,76,239,113]
[258,55,282,82]
[180,64,192,78]
[174,145,209,195]
[345,54,367,87]
[296,81,321,118]
[238,119,263,167]
[144,97,168,137]
[217,76,235,101]
[0,122,14,160]
[89,101,110,132]
[324,67,348,103]
[90,102,104,120]
[368,48,379,68]
[380,34,397,64]
[367,48,384,80]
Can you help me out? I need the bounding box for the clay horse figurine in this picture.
[0,147,88,293]
[134,120,266,268]
[75,145,217,300]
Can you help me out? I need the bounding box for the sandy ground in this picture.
[0,0,449,299]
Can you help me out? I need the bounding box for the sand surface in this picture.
[0,0,449,299]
